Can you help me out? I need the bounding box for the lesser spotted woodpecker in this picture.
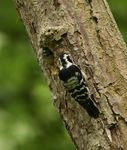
[58,53,99,118]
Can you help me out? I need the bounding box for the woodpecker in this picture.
[58,53,99,118]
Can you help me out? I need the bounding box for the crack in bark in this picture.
[104,94,124,148]
[88,0,105,53]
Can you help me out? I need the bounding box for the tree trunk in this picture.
[14,0,127,149]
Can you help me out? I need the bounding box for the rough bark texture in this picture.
[15,0,127,149]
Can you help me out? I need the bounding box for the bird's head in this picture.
[59,53,73,69]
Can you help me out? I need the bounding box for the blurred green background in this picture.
[0,1,127,150]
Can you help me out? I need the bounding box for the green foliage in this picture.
[108,0,127,40]
[0,0,127,149]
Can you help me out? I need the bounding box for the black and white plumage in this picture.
[58,53,99,118]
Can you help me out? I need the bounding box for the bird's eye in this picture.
[67,56,72,62]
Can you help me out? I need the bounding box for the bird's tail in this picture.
[78,99,99,118]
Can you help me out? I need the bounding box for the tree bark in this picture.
[14,0,127,149]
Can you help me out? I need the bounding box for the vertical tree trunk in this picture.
[15,0,127,149]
